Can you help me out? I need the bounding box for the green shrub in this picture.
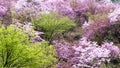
[0,25,57,68]
[32,12,76,43]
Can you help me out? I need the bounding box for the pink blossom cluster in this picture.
[0,0,18,17]
[14,0,42,20]
[0,5,7,17]
[73,38,120,68]
[12,20,44,42]
[108,6,120,23]
[53,37,120,68]
[82,17,110,39]
[80,0,119,39]
[41,0,74,18]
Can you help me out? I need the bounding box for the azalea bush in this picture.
[53,38,120,68]
[14,0,41,22]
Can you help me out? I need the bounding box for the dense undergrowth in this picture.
[0,0,120,68]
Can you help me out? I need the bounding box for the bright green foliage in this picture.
[32,12,76,42]
[0,25,57,68]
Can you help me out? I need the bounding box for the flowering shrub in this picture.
[14,0,42,22]
[0,6,7,17]
[53,37,120,68]
[91,22,120,45]
[0,0,120,67]
[12,20,44,43]
[80,0,120,42]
